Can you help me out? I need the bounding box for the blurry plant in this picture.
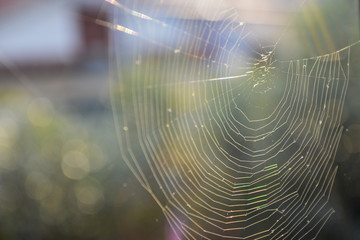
[0,89,166,240]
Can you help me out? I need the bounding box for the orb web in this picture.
[105,0,353,239]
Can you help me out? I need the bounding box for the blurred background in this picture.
[0,0,359,239]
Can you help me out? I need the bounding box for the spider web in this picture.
[105,0,353,239]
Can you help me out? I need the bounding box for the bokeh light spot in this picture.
[61,151,90,180]
[25,171,53,201]
[74,178,104,214]
[27,98,54,127]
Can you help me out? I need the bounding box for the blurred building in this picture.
[0,0,358,68]
[0,0,108,68]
